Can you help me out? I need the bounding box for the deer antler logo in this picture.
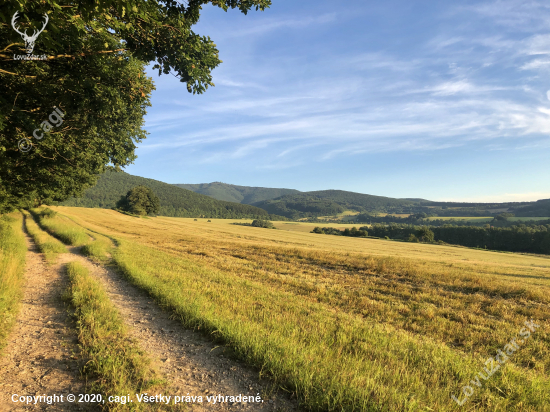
[11,11,49,54]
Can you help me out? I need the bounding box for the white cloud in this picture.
[520,58,550,70]
[225,13,337,37]
[430,80,475,96]
[140,1,550,170]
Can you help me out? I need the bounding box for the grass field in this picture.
[312,211,362,222]
[274,221,365,233]
[509,217,550,222]
[0,213,26,351]
[50,207,550,411]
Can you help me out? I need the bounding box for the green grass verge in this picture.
[23,210,67,263]
[0,213,27,351]
[30,207,90,246]
[81,232,113,262]
[110,238,549,411]
[65,261,165,410]
[31,208,113,262]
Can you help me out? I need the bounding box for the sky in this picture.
[125,0,550,202]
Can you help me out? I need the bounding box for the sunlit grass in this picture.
[31,207,90,246]
[0,213,26,351]
[51,207,550,411]
[23,210,67,263]
[64,261,166,411]
[81,231,113,262]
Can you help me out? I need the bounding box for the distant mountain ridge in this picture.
[173,183,433,219]
[251,190,426,219]
[173,182,299,204]
[173,182,549,219]
[59,170,284,219]
[60,171,550,220]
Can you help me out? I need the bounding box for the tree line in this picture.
[312,223,550,255]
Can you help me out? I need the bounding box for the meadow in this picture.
[45,207,550,410]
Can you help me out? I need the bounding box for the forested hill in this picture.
[250,190,549,219]
[513,199,550,217]
[60,170,283,219]
[174,182,299,204]
[252,191,425,219]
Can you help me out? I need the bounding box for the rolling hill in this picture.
[247,190,548,220]
[60,171,550,220]
[59,170,284,219]
[512,198,550,217]
[173,182,299,204]
[251,190,425,219]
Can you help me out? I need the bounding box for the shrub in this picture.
[251,219,274,229]
[39,208,57,218]
[407,234,419,242]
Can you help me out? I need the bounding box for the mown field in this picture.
[51,207,550,411]
[274,221,364,233]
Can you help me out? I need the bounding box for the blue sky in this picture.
[125,0,550,202]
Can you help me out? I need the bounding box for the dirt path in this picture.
[0,222,88,411]
[59,247,300,411]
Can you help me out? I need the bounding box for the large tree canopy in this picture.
[117,185,160,216]
[0,0,271,213]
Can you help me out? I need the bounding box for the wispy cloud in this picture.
[132,0,550,198]
[223,13,337,37]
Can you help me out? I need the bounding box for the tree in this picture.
[416,227,434,243]
[493,213,514,223]
[0,0,272,213]
[117,186,160,216]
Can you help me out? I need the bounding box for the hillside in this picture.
[173,182,300,204]
[251,190,549,220]
[512,198,550,217]
[61,172,550,220]
[59,170,282,219]
[252,190,425,219]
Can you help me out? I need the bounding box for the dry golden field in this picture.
[51,206,550,411]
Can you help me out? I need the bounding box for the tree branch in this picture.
[0,68,36,78]
[46,48,126,60]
